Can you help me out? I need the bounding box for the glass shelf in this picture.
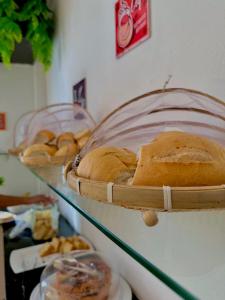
[4,153,225,299]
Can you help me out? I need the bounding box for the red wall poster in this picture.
[0,113,6,130]
[115,0,151,57]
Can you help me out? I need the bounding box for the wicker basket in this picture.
[18,103,96,167]
[66,88,225,225]
[66,171,225,211]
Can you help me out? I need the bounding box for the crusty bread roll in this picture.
[55,143,79,157]
[57,132,75,148]
[77,147,137,183]
[47,144,58,152]
[78,135,89,149]
[47,138,57,146]
[132,131,225,187]
[23,144,57,157]
[32,130,55,144]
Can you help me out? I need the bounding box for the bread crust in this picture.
[23,144,57,157]
[55,143,79,157]
[56,132,75,148]
[78,135,89,149]
[32,130,55,144]
[77,147,137,183]
[132,131,225,186]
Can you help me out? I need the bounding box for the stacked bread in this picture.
[33,209,57,240]
[76,131,225,187]
[39,235,90,257]
[21,129,91,165]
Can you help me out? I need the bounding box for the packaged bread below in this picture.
[76,131,225,187]
[32,207,58,241]
[39,235,91,257]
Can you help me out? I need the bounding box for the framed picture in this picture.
[73,79,86,109]
[0,113,6,130]
[115,0,151,57]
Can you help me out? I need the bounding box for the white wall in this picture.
[46,1,225,299]
[0,63,47,195]
[47,0,225,120]
[0,63,47,152]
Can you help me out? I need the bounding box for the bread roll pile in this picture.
[33,209,56,240]
[76,131,225,187]
[22,129,91,163]
[39,235,91,257]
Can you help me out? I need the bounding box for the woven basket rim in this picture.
[68,172,225,191]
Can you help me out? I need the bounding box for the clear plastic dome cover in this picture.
[40,252,114,300]
[79,88,225,157]
[13,110,35,148]
[25,103,96,146]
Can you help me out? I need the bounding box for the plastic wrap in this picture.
[79,88,225,157]
[40,252,113,300]
[66,88,225,213]
[25,103,95,146]
[9,204,59,240]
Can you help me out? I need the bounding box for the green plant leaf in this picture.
[31,15,39,30]
[18,0,43,21]
[0,17,22,67]
[0,0,17,17]
[27,28,53,70]
[0,177,4,186]
[0,0,54,70]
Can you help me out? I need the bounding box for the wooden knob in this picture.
[142,210,158,227]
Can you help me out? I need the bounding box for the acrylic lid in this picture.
[78,88,225,158]
[25,103,96,146]
[40,251,113,300]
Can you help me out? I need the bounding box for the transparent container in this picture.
[40,252,114,300]
[80,88,225,157]
[9,110,35,155]
[13,110,35,148]
[26,103,96,146]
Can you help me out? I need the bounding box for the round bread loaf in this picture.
[47,145,58,152]
[132,131,225,186]
[78,135,89,149]
[77,147,137,183]
[32,130,55,144]
[23,144,57,157]
[55,143,79,157]
[57,132,75,148]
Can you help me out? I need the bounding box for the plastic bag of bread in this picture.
[8,204,59,240]
[32,205,59,240]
